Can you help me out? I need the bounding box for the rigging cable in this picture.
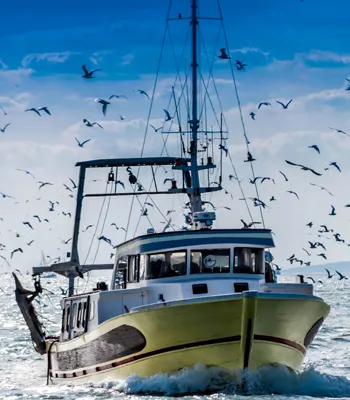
[81,181,114,293]
[76,180,109,293]
[195,23,256,223]
[216,0,265,228]
[124,0,174,241]
[131,45,194,235]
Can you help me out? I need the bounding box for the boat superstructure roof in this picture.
[116,228,275,257]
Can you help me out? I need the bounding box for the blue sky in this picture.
[0,0,350,273]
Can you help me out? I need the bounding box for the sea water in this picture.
[1,273,350,399]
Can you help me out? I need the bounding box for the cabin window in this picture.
[146,251,187,279]
[234,247,264,274]
[72,303,77,328]
[139,254,147,280]
[115,256,127,288]
[77,302,82,328]
[65,304,70,332]
[190,249,230,274]
[82,302,87,328]
[61,308,65,333]
[128,255,139,282]
[89,301,95,321]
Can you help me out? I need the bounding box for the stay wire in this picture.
[132,57,193,235]
[216,0,265,228]
[76,180,109,293]
[124,0,174,241]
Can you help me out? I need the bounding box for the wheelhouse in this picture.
[111,228,274,289]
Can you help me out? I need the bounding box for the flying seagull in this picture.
[75,137,91,148]
[235,60,247,71]
[38,181,53,190]
[81,64,101,79]
[218,48,230,59]
[0,123,11,133]
[23,221,34,230]
[69,178,77,189]
[308,145,320,154]
[276,100,292,109]
[287,190,299,199]
[329,205,336,216]
[336,270,348,280]
[109,94,128,100]
[83,119,103,129]
[137,90,150,100]
[94,98,110,116]
[16,169,35,179]
[279,171,288,181]
[150,124,162,132]
[258,102,272,109]
[328,162,341,172]
[328,127,350,137]
[285,160,322,176]
[249,112,256,120]
[325,268,333,279]
[11,248,23,258]
[244,151,256,162]
[163,109,173,121]
[241,219,261,229]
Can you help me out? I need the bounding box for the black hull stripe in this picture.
[50,334,305,379]
[51,335,241,379]
[254,334,306,355]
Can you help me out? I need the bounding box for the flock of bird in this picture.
[0,37,349,288]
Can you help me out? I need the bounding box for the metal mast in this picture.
[189,0,202,213]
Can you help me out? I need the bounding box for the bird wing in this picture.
[307,167,322,176]
[82,64,89,74]
[285,160,302,167]
[39,107,51,115]
[69,178,77,188]
[335,270,343,278]
[276,101,285,107]
[279,171,288,181]
[26,108,41,116]
[74,137,80,145]
[3,123,11,131]
[286,99,293,107]
[163,109,171,119]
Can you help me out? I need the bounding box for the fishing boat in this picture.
[13,0,330,385]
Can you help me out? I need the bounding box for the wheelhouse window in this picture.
[190,249,230,274]
[146,251,186,279]
[234,247,264,274]
[115,256,127,288]
[127,255,139,283]
[139,254,147,280]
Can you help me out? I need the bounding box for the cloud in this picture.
[89,50,115,66]
[230,47,270,58]
[0,67,35,82]
[21,51,80,68]
[0,59,8,69]
[302,50,350,64]
[120,53,135,66]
